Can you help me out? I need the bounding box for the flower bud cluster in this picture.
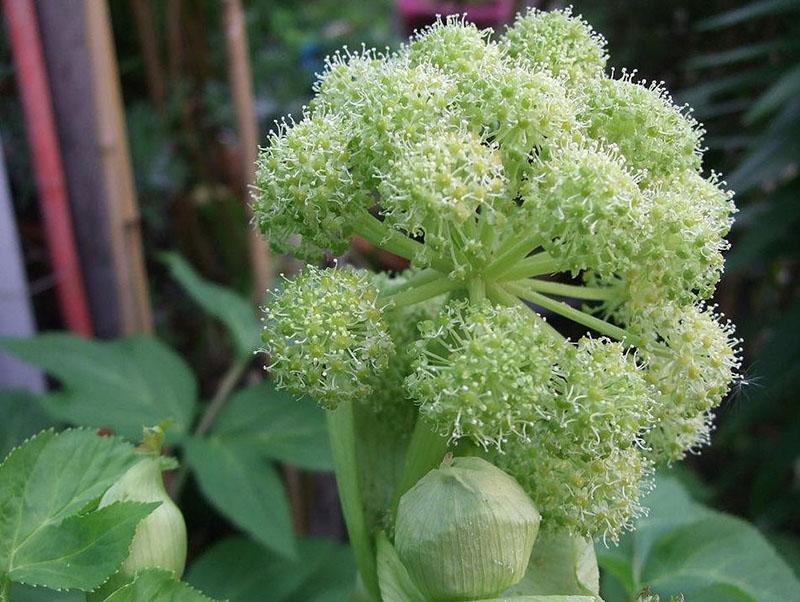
[261,266,394,410]
[405,302,564,448]
[255,8,740,542]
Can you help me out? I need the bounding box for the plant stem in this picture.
[327,401,381,602]
[483,232,543,279]
[495,254,560,281]
[353,211,451,273]
[380,274,462,309]
[391,417,449,519]
[195,356,250,436]
[468,277,486,303]
[168,355,249,500]
[505,281,630,342]
[512,279,615,301]
[379,268,442,298]
[0,576,9,602]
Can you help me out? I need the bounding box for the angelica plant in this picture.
[254,7,740,601]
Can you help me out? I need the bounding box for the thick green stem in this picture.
[390,418,449,519]
[512,279,615,301]
[483,233,543,279]
[468,277,486,303]
[380,275,462,309]
[379,268,442,298]
[505,282,630,342]
[0,576,9,602]
[353,212,451,273]
[328,401,381,601]
[495,254,560,281]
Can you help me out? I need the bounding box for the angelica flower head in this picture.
[254,8,739,542]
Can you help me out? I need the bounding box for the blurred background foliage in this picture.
[1,0,799,597]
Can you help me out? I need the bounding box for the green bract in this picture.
[254,8,740,542]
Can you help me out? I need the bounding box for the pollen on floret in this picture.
[580,74,704,183]
[405,301,565,450]
[260,266,395,410]
[502,7,608,85]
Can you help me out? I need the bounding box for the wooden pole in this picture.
[129,0,166,112]
[36,0,123,338]
[83,0,154,334]
[222,0,272,302]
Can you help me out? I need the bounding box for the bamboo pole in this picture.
[83,0,153,334]
[222,0,272,302]
[3,0,93,337]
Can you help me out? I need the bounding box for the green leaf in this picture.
[10,501,157,590]
[0,390,53,460]
[596,474,800,601]
[212,381,332,471]
[161,252,261,356]
[10,583,83,601]
[0,335,197,440]
[746,63,800,123]
[183,437,297,559]
[687,40,797,70]
[101,568,220,602]
[697,0,800,31]
[376,532,426,602]
[186,537,356,602]
[505,531,599,597]
[0,429,153,591]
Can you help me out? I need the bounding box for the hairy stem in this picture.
[511,279,615,301]
[0,576,9,602]
[505,281,630,342]
[327,401,381,601]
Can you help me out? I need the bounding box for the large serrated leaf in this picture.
[183,437,296,559]
[161,252,261,356]
[0,335,198,439]
[0,430,154,591]
[186,537,356,602]
[101,568,220,602]
[212,381,332,471]
[10,501,157,590]
[597,475,800,601]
